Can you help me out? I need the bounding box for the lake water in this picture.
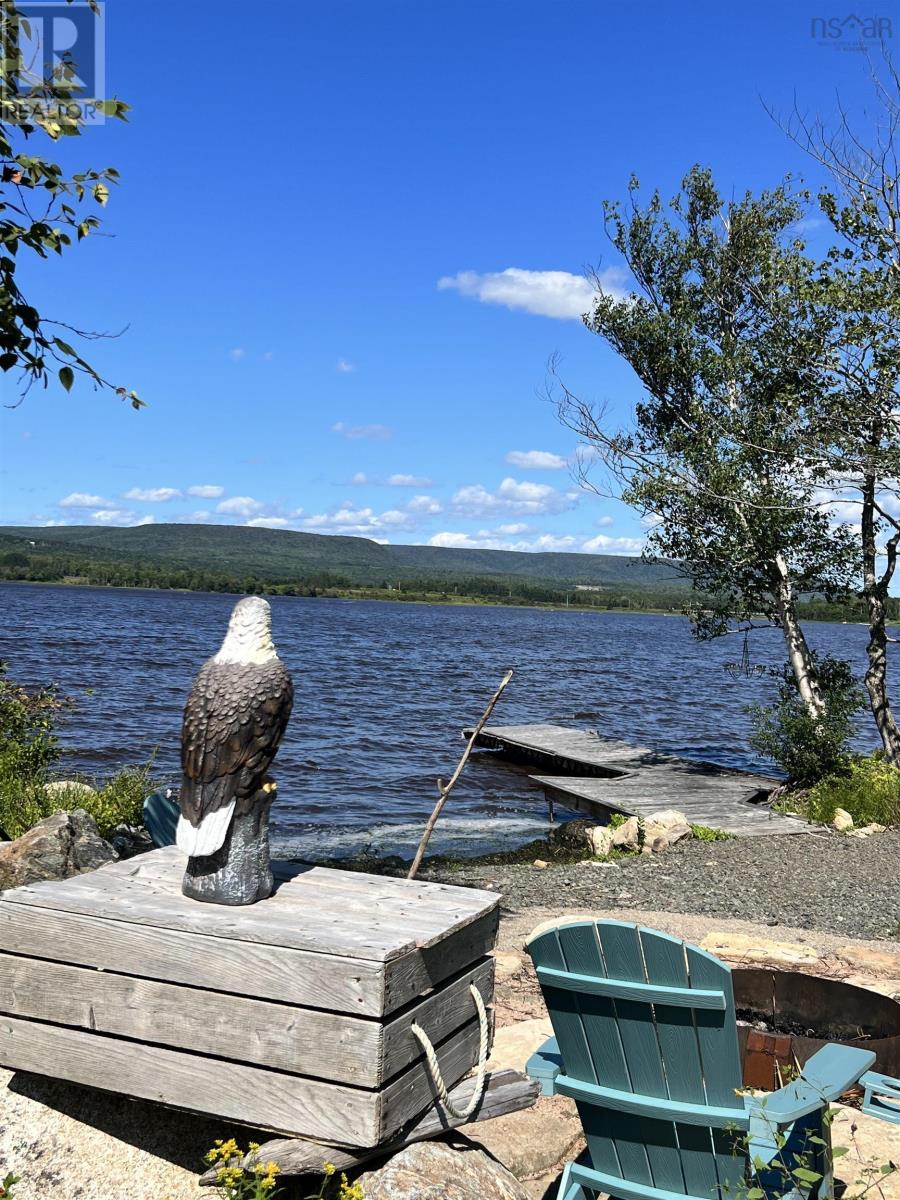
[0,583,882,859]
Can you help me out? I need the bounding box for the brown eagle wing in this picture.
[180,658,294,825]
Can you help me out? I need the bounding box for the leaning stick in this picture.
[407,669,514,880]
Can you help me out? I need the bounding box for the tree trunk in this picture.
[860,472,900,766]
[772,551,825,719]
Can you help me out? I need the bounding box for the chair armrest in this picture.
[526,1036,562,1096]
[747,1044,876,1128]
[861,1070,900,1126]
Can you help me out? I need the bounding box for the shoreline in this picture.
[1,578,891,623]
[0,578,682,617]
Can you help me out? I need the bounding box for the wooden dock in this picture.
[465,723,809,838]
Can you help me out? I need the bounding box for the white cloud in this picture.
[187,484,225,499]
[596,515,614,528]
[332,421,392,440]
[216,495,266,518]
[388,473,434,487]
[58,492,111,508]
[437,266,628,320]
[428,530,578,552]
[336,359,355,373]
[228,348,246,362]
[451,476,576,518]
[300,493,440,535]
[90,508,142,526]
[496,522,529,535]
[122,487,182,503]
[350,472,370,485]
[406,495,442,515]
[505,450,567,470]
[581,533,645,555]
[427,529,643,555]
[246,516,289,529]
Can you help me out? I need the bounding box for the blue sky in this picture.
[0,1,885,552]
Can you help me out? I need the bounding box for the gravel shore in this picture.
[421,828,900,941]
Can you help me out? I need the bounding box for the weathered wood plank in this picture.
[0,1013,482,1147]
[383,908,499,1012]
[0,895,497,1017]
[0,952,494,1085]
[2,850,499,962]
[197,1069,540,1183]
[0,901,385,1013]
[382,959,494,1083]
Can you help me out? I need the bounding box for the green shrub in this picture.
[0,661,156,841]
[748,655,864,786]
[0,661,63,783]
[0,763,156,840]
[804,754,900,828]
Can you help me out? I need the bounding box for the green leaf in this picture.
[93,182,110,206]
[53,338,76,357]
[791,1168,823,1184]
[58,366,74,391]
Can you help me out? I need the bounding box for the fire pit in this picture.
[732,968,900,1090]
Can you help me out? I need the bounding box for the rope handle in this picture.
[410,983,490,1120]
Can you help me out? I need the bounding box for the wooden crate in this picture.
[0,847,499,1148]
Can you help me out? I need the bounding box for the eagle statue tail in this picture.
[176,777,237,857]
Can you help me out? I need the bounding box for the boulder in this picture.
[109,823,154,860]
[486,1017,554,1074]
[462,1094,584,1182]
[644,809,693,848]
[611,816,640,851]
[0,809,115,891]
[832,808,854,832]
[532,859,549,870]
[356,1141,531,1200]
[546,818,595,853]
[586,825,614,857]
[849,822,887,839]
[0,1065,221,1199]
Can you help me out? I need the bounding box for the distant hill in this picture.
[0,522,686,592]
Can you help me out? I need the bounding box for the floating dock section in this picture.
[465,723,808,838]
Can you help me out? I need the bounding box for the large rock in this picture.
[586,826,614,857]
[0,1067,223,1199]
[832,808,854,832]
[611,816,640,851]
[462,1094,584,1182]
[356,1141,531,1200]
[0,809,115,891]
[486,1017,553,1074]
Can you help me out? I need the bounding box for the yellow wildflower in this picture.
[323,1162,336,1177]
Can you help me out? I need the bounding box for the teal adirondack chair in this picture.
[526,920,895,1200]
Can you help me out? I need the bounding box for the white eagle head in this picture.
[214,596,276,665]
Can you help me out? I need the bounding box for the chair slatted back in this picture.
[528,919,748,1199]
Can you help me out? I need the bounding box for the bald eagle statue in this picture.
[177,596,294,905]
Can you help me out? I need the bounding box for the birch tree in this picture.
[777,61,900,763]
[557,167,857,719]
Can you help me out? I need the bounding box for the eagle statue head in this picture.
[213,596,276,665]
